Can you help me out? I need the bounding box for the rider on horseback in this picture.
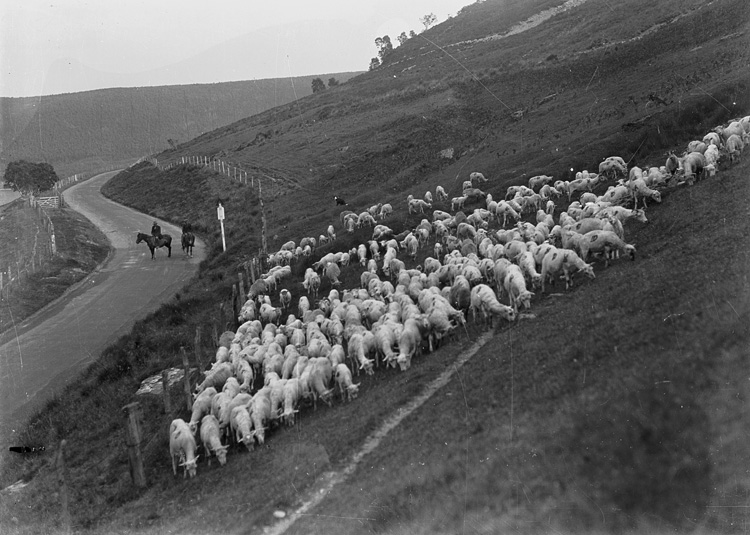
[151,221,162,240]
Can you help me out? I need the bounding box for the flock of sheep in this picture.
[169,114,750,478]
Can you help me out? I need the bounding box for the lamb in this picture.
[470,284,516,328]
[169,418,199,478]
[334,363,360,402]
[704,144,720,168]
[703,132,722,147]
[326,224,336,242]
[199,414,228,466]
[577,230,636,267]
[424,191,433,204]
[189,387,217,434]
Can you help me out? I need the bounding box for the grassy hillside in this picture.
[0,73,360,178]
[1,0,749,533]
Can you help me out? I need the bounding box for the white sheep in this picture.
[469,284,516,328]
[436,185,449,201]
[334,363,360,402]
[169,418,199,478]
[199,414,228,466]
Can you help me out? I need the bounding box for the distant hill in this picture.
[0,73,360,177]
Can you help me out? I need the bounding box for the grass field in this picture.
[0,0,749,533]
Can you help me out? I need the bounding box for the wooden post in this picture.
[56,439,72,533]
[231,284,238,330]
[212,322,219,348]
[238,272,246,307]
[194,326,203,372]
[181,347,192,411]
[122,403,147,488]
[161,370,171,414]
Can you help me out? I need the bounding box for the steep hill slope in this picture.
[0,73,360,178]
[1,0,749,533]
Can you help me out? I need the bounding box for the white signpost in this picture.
[217,203,226,252]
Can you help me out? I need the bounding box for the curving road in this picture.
[0,171,205,465]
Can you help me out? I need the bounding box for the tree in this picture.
[409,30,417,38]
[327,77,340,87]
[3,160,59,195]
[311,78,326,93]
[369,57,381,71]
[420,13,437,31]
[375,35,393,61]
[397,32,409,46]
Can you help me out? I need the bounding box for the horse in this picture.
[181,231,195,257]
[136,232,172,259]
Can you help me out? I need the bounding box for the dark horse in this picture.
[181,231,195,257]
[136,232,172,259]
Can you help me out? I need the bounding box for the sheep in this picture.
[396,316,430,371]
[516,250,543,290]
[308,357,334,408]
[169,418,199,478]
[598,156,627,180]
[716,121,744,143]
[724,134,744,164]
[278,289,292,313]
[627,178,662,208]
[302,267,321,299]
[347,332,375,375]
[577,230,636,267]
[503,265,533,314]
[469,284,516,328]
[436,185,449,201]
[703,132,722,147]
[595,206,648,225]
[199,414,228,466]
[379,203,393,219]
[229,405,254,451]
[334,363,360,402]
[195,362,233,394]
[528,175,553,191]
[679,151,706,185]
[451,196,468,211]
[249,388,272,445]
[540,247,596,292]
[188,387,217,434]
[409,198,432,214]
[494,201,521,228]
[280,378,302,426]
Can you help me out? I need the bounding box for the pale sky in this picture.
[0,0,472,97]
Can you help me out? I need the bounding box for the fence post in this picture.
[238,272,246,306]
[231,284,238,331]
[181,347,192,411]
[161,370,171,414]
[56,439,72,534]
[122,402,147,488]
[194,326,203,372]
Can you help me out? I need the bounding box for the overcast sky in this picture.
[0,0,472,97]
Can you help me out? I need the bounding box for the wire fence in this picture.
[0,196,57,299]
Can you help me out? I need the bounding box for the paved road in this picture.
[0,171,205,465]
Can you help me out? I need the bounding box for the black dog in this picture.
[334,196,347,206]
